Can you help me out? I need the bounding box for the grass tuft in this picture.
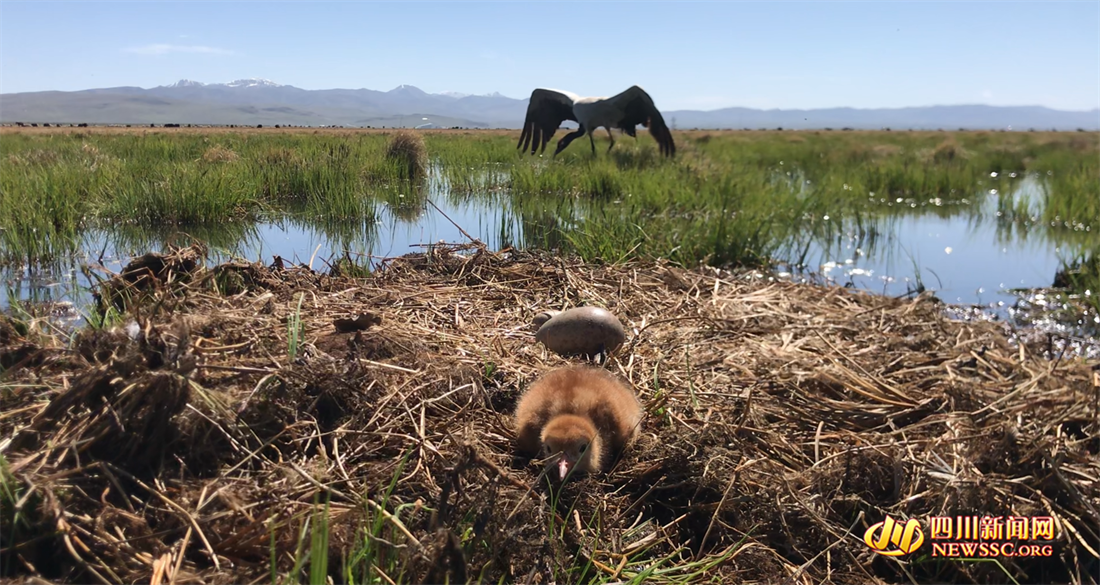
[201,144,240,164]
[931,137,967,163]
[385,131,429,182]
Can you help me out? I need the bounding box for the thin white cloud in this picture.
[125,44,235,56]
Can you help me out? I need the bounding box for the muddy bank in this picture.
[1,244,1097,584]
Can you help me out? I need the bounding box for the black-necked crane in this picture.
[517,86,676,158]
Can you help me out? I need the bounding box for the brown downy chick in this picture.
[540,414,600,480]
[514,366,642,481]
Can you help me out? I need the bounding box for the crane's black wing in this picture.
[611,85,676,157]
[518,89,579,155]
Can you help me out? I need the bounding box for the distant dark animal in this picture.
[332,313,383,333]
[517,85,675,157]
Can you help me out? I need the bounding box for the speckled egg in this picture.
[534,307,626,356]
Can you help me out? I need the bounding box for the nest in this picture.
[1,243,1097,584]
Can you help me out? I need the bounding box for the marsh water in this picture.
[2,170,1098,355]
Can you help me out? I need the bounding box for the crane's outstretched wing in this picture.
[610,85,676,157]
[518,88,578,155]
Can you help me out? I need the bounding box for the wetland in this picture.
[2,127,1098,341]
[1,126,1098,584]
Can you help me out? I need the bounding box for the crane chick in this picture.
[514,367,643,481]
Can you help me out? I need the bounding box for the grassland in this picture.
[1,126,1098,305]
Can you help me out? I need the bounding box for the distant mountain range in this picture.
[2,78,1097,130]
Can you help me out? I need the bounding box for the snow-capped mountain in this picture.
[386,84,429,97]
[224,78,283,88]
[441,91,509,99]
[166,79,206,88]
[162,78,284,89]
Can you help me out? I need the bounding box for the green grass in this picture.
[0,452,41,578]
[0,131,415,265]
[342,450,417,584]
[498,131,1096,269]
[288,292,305,361]
[309,498,331,585]
[536,477,745,585]
[2,129,1097,299]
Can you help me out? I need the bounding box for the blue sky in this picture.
[2,1,1097,111]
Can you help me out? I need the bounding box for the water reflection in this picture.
[779,177,1092,306]
[0,195,509,323]
[2,172,1097,345]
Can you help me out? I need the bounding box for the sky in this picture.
[1,1,1098,112]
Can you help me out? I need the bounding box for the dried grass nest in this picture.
[1,243,1097,585]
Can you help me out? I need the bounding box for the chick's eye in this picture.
[578,442,589,453]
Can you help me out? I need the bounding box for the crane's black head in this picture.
[553,139,569,157]
[553,126,586,157]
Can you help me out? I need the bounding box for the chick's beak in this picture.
[558,456,572,480]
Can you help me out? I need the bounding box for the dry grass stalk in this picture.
[0,243,1096,584]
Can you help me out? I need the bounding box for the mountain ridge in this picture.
[2,79,1097,130]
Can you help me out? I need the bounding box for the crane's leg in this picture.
[606,128,615,153]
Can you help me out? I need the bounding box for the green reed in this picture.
[1,129,1096,277]
[0,131,414,264]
